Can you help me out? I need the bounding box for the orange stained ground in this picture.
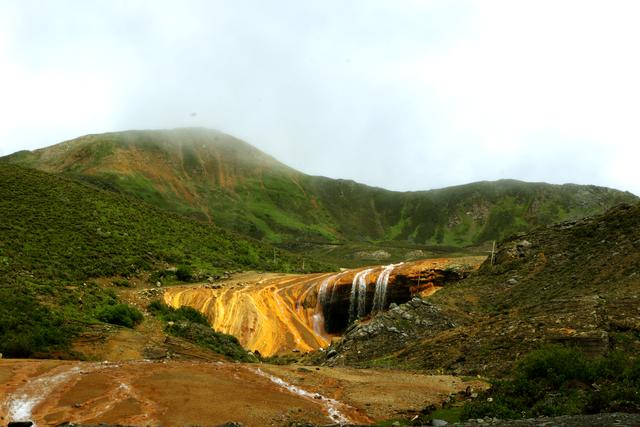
[163,257,485,356]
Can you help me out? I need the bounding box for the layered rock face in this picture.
[163,257,484,356]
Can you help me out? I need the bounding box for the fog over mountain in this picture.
[1,1,639,194]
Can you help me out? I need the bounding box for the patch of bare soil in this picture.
[258,365,487,421]
[0,359,484,426]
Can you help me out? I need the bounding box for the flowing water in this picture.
[253,368,352,425]
[371,262,403,313]
[356,268,373,319]
[5,365,85,425]
[348,269,371,323]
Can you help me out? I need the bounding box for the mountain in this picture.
[4,128,636,250]
[0,162,322,357]
[324,202,640,375]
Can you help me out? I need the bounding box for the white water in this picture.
[311,312,324,336]
[317,275,332,307]
[328,271,346,305]
[5,365,84,425]
[371,263,403,313]
[313,274,339,337]
[348,268,373,323]
[253,368,351,425]
[356,268,372,319]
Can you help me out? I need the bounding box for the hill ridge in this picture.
[2,128,636,249]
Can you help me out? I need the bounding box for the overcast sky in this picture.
[1,1,639,195]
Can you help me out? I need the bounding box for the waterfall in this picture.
[317,275,332,307]
[348,268,372,323]
[313,275,336,337]
[329,271,346,305]
[371,262,402,313]
[357,268,372,318]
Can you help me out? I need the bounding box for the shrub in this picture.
[96,304,143,328]
[176,265,193,282]
[111,278,133,287]
[516,345,592,388]
[166,321,255,362]
[147,300,253,362]
[461,345,640,420]
[147,300,209,326]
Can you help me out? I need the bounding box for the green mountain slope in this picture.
[4,128,636,248]
[0,162,320,357]
[327,202,640,375]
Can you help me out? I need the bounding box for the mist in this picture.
[1,1,639,195]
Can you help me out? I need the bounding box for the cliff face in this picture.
[163,257,484,356]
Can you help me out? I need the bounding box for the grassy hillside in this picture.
[325,203,640,422]
[327,203,640,375]
[4,128,636,250]
[0,162,324,357]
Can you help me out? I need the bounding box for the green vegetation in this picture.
[0,280,138,357]
[460,345,640,420]
[96,303,143,328]
[148,300,255,362]
[175,265,193,282]
[148,300,209,325]
[3,128,635,256]
[0,162,326,358]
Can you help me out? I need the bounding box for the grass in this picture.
[3,129,635,254]
[460,345,640,420]
[0,162,329,358]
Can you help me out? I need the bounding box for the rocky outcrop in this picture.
[324,297,458,367]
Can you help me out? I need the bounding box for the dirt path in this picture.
[0,359,484,426]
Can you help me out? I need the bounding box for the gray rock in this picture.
[432,419,449,426]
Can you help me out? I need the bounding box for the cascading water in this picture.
[348,268,372,323]
[253,368,352,425]
[356,268,372,319]
[312,275,335,337]
[371,262,403,313]
[317,275,332,307]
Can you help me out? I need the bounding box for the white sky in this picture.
[1,0,639,195]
